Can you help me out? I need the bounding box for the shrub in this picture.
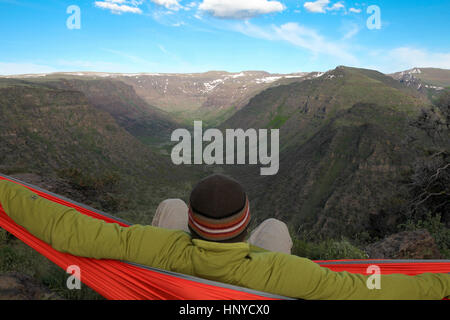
[292,236,368,260]
[399,212,450,258]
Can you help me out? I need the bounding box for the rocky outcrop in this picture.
[366,229,441,259]
[0,272,62,300]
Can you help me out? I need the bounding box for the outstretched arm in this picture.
[0,180,189,268]
[272,255,450,300]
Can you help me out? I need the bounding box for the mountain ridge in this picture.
[1,65,448,237]
[4,66,448,127]
[221,66,429,150]
[1,70,323,126]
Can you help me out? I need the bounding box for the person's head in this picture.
[188,174,250,243]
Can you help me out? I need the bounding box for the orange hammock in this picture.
[0,174,449,300]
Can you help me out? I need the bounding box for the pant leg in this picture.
[247,218,293,254]
[152,199,190,233]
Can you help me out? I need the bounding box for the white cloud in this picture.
[151,0,182,11]
[341,22,360,40]
[304,0,346,14]
[198,0,285,19]
[274,23,356,62]
[349,7,361,13]
[94,0,143,14]
[234,21,358,64]
[303,0,329,13]
[183,1,197,11]
[357,47,450,73]
[328,1,345,11]
[387,47,450,71]
[94,0,183,14]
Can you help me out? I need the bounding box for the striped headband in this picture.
[188,196,251,241]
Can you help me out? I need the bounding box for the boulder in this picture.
[366,229,441,259]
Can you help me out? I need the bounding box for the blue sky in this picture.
[0,0,449,75]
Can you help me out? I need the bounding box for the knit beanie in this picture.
[188,174,250,241]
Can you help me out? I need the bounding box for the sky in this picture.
[0,0,449,75]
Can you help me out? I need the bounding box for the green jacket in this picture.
[0,180,449,300]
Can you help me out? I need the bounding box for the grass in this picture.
[171,105,239,129]
[414,68,450,88]
[300,156,348,220]
[292,238,368,260]
[291,230,368,260]
[268,114,289,129]
[0,229,103,300]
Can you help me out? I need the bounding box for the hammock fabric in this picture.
[0,174,449,300]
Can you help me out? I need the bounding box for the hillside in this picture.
[218,67,441,240]
[14,77,178,145]
[222,66,428,149]
[390,68,450,100]
[0,79,198,215]
[390,68,450,88]
[244,103,428,238]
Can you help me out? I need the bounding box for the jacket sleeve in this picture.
[0,180,189,268]
[299,256,449,300]
[241,250,450,300]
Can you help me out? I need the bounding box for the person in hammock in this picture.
[0,176,449,300]
[151,174,293,254]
